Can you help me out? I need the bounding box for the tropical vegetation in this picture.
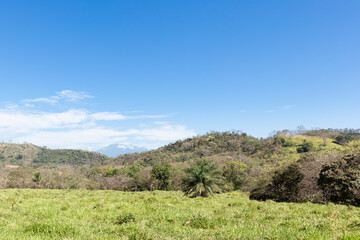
[0,128,360,206]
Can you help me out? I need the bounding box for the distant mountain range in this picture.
[96,144,148,157]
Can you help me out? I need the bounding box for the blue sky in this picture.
[0,1,359,150]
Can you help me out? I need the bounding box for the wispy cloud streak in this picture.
[267,105,295,113]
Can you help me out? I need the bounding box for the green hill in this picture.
[0,143,41,166]
[1,129,360,207]
[108,129,360,202]
[110,130,357,172]
[0,143,110,167]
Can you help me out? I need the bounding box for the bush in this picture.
[334,135,354,145]
[121,164,143,178]
[296,141,314,153]
[32,172,41,183]
[222,161,247,190]
[100,175,135,191]
[250,164,304,202]
[318,154,360,206]
[249,183,275,201]
[104,167,119,177]
[241,139,260,154]
[151,164,171,190]
[296,154,331,203]
[272,164,304,202]
[282,140,295,147]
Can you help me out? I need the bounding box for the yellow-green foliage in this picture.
[0,189,359,239]
[265,135,348,167]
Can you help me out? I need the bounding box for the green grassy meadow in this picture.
[0,190,359,239]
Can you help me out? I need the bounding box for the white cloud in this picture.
[90,112,169,121]
[10,125,195,150]
[154,121,169,125]
[13,128,128,150]
[0,109,89,131]
[0,91,195,150]
[5,103,19,110]
[57,90,93,102]
[0,109,170,131]
[90,112,128,121]
[24,97,58,104]
[24,103,35,108]
[129,125,195,141]
[23,90,93,104]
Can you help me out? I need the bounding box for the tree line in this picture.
[0,129,360,206]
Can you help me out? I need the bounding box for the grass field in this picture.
[0,190,359,239]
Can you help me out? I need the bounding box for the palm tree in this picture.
[183,159,225,197]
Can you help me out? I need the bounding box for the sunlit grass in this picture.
[0,189,359,239]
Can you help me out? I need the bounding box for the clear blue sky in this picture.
[0,1,359,150]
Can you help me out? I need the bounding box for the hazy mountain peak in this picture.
[96,144,147,157]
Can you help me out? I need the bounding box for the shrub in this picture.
[296,140,314,153]
[250,164,304,202]
[100,175,135,191]
[296,154,332,203]
[33,172,41,183]
[282,140,295,147]
[222,161,247,190]
[121,164,143,178]
[318,154,360,206]
[334,135,354,145]
[134,167,154,191]
[249,182,275,201]
[151,164,171,190]
[104,167,119,177]
[272,164,304,202]
[241,139,260,154]
[273,136,286,145]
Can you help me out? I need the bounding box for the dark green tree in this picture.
[271,164,304,202]
[151,164,172,190]
[250,163,304,202]
[318,154,360,206]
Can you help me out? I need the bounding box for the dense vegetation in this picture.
[1,128,360,206]
[0,189,359,239]
[0,143,110,167]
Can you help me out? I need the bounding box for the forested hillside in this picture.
[1,128,360,206]
[0,143,110,167]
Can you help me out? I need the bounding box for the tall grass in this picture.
[0,189,359,239]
